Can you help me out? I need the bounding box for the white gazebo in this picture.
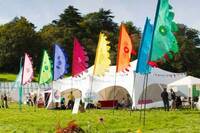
[168,76,200,97]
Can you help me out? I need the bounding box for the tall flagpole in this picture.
[112,71,117,115]
[140,75,147,124]
[89,74,94,109]
[143,74,149,126]
[130,71,136,116]
[19,57,23,112]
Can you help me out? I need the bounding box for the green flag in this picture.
[39,50,52,84]
[150,0,178,62]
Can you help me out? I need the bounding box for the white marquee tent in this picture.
[48,60,186,109]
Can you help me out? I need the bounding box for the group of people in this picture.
[60,91,75,110]
[0,93,8,108]
[26,93,37,106]
[161,88,193,111]
[118,95,132,108]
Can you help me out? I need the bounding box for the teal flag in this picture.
[150,0,179,62]
[13,58,23,111]
[136,18,153,74]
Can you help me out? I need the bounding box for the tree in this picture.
[54,5,82,28]
[0,17,44,73]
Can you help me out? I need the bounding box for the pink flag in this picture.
[72,38,89,77]
[22,53,34,85]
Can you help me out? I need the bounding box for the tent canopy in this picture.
[168,76,200,87]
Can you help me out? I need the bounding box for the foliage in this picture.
[0,17,45,73]
[0,104,200,133]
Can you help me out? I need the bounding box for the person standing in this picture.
[170,89,176,110]
[1,94,4,108]
[67,91,75,109]
[3,93,8,108]
[28,93,33,106]
[33,94,37,106]
[161,88,169,111]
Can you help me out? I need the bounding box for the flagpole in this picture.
[89,75,94,110]
[19,57,23,112]
[71,76,73,97]
[140,75,147,124]
[130,71,136,116]
[112,71,117,115]
[143,74,149,126]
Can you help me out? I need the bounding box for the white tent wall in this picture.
[52,60,186,109]
[52,76,90,101]
[167,76,200,98]
[134,68,186,108]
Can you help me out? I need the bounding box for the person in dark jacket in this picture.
[161,88,169,111]
[170,89,176,110]
[3,93,8,108]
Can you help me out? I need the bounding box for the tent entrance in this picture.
[98,86,132,108]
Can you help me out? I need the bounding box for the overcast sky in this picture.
[0,0,199,31]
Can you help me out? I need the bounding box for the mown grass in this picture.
[0,103,200,133]
[0,73,17,81]
[0,73,70,82]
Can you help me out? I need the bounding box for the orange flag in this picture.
[116,24,135,72]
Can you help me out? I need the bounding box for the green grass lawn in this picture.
[0,103,200,133]
[0,73,69,82]
[0,73,17,81]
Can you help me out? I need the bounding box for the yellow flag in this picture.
[93,32,111,76]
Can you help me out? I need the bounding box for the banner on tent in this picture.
[151,73,186,78]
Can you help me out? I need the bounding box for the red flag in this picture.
[72,38,89,77]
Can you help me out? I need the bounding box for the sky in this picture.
[0,0,200,31]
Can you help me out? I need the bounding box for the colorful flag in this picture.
[12,58,23,111]
[93,32,111,76]
[13,66,23,105]
[39,50,52,84]
[22,53,34,85]
[12,67,22,89]
[136,18,153,74]
[150,0,178,63]
[116,24,135,72]
[72,38,89,77]
[53,44,69,80]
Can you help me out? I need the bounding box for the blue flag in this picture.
[136,18,153,74]
[53,44,69,80]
